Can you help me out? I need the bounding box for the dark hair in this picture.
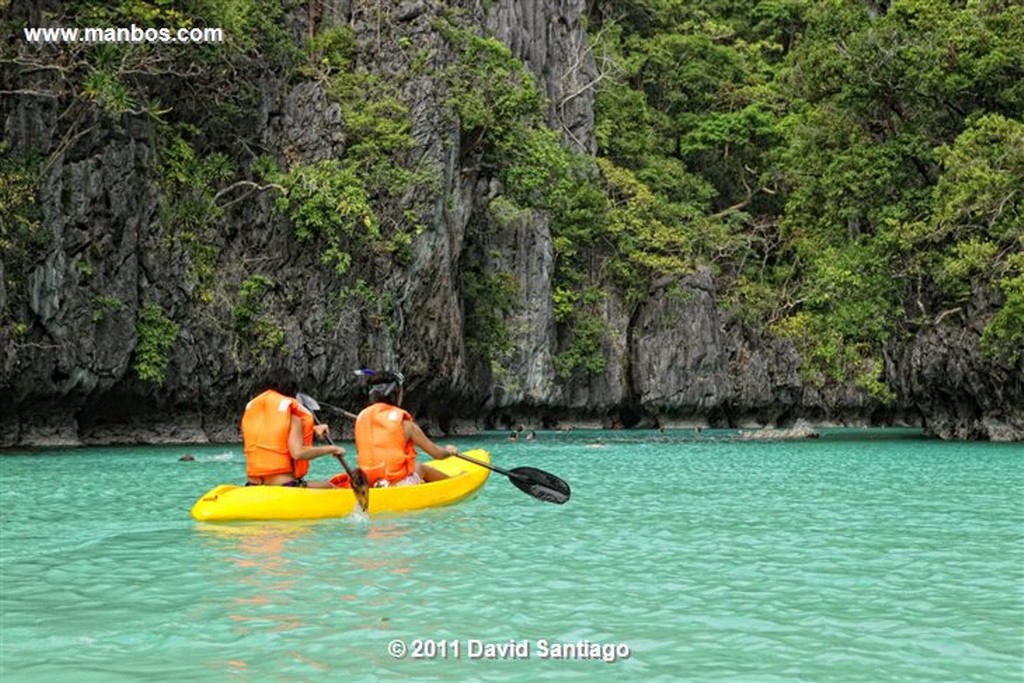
[367,370,404,404]
[264,368,298,397]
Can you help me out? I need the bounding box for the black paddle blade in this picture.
[351,469,370,511]
[508,467,571,504]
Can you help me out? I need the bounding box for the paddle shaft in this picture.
[311,413,368,503]
[450,449,521,481]
[338,411,528,480]
[333,402,569,503]
[335,411,507,476]
[311,398,359,421]
[324,432,353,476]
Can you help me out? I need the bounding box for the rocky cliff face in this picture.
[1,0,1020,446]
[892,289,1024,441]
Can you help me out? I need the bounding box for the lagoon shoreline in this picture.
[3,409,997,451]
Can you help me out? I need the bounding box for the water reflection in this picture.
[194,520,315,557]
[193,521,321,650]
[192,519,424,637]
[195,521,319,569]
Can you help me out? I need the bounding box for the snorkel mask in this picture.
[355,369,405,403]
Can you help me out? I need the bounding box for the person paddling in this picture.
[354,370,457,487]
[242,373,345,488]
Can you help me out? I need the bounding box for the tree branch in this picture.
[213,180,284,210]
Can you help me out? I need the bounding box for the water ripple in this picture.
[1,435,1021,682]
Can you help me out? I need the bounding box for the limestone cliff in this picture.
[1,0,1020,446]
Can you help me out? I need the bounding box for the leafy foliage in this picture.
[916,113,1024,360]
[442,21,704,375]
[232,275,286,356]
[271,160,379,277]
[0,146,46,326]
[157,130,234,302]
[134,303,179,384]
[267,25,428,279]
[440,27,547,154]
[588,0,1023,397]
[5,0,1021,403]
[462,268,521,362]
[91,295,126,323]
[982,255,1024,364]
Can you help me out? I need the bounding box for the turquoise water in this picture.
[1,430,1021,682]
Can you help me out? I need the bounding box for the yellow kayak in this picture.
[190,449,491,522]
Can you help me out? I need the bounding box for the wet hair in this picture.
[367,370,404,404]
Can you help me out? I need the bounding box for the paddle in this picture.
[448,450,571,505]
[301,397,359,421]
[310,396,571,505]
[296,393,370,512]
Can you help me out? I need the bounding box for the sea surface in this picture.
[1,429,1021,682]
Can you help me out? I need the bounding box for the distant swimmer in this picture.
[179,454,195,462]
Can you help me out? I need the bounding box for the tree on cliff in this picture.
[1,0,1021,442]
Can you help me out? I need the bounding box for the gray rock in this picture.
[0,0,1018,445]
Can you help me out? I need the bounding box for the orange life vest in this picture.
[354,402,416,485]
[300,411,314,447]
[241,390,311,479]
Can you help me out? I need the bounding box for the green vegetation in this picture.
[462,267,521,362]
[270,159,379,277]
[583,0,1024,394]
[91,295,125,323]
[925,112,1024,363]
[440,22,696,376]
[0,145,46,327]
[338,279,398,334]
[264,24,433,279]
[232,275,286,357]
[232,275,272,334]
[134,303,179,384]
[2,0,298,353]
[3,0,1020,401]
[157,130,234,303]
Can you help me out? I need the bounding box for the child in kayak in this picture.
[242,374,345,488]
[354,370,457,487]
